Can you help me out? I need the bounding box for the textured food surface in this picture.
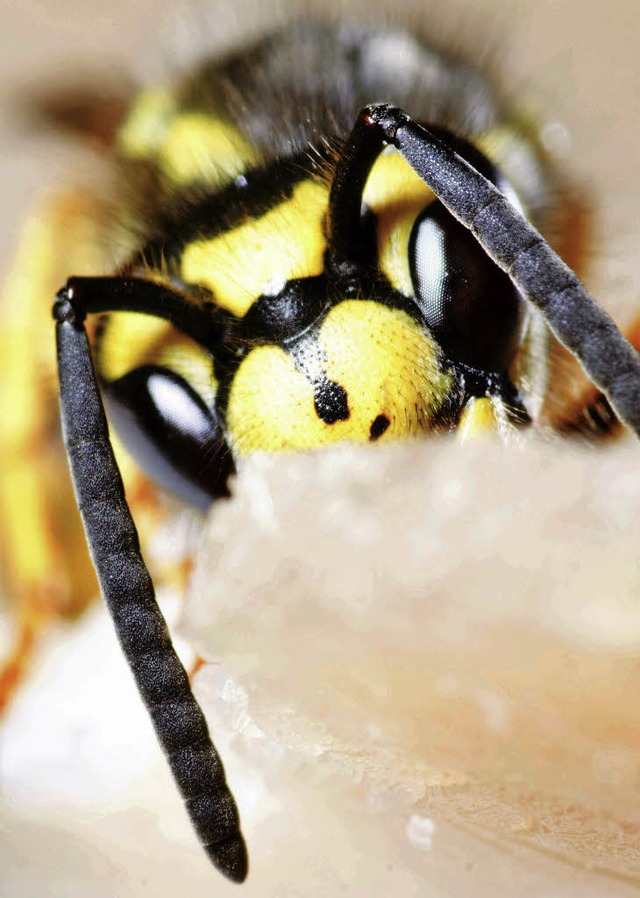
[186,439,640,894]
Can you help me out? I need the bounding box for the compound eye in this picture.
[409,201,525,372]
[104,365,233,509]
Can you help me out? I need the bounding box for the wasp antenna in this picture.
[64,275,232,351]
[327,109,390,270]
[363,104,640,437]
[53,288,248,883]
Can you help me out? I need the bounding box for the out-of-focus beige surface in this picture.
[187,440,640,896]
[0,1,639,897]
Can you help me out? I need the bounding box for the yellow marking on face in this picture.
[181,181,329,317]
[98,313,173,382]
[119,90,255,188]
[457,396,500,441]
[226,300,451,455]
[320,300,451,436]
[363,151,435,297]
[98,314,217,406]
[226,346,325,453]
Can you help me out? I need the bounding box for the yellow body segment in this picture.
[226,301,452,455]
[0,192,107,708]
[119,90,256,189]
[181,181,329,316]
[158,115,257,187]
[117,88,176,159]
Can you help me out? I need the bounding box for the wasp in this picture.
[1,19,639,885]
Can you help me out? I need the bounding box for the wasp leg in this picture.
[53,286,247,883]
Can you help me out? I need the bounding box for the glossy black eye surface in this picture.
[104,365,233,510]
[409,200,526,372]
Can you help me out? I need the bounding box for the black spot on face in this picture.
[369,414,390,440]
[314,379,350,424]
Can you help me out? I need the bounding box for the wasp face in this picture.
[220,141,534,455]
[106,130,537,483]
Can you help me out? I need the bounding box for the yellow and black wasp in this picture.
[1,18,639,884]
